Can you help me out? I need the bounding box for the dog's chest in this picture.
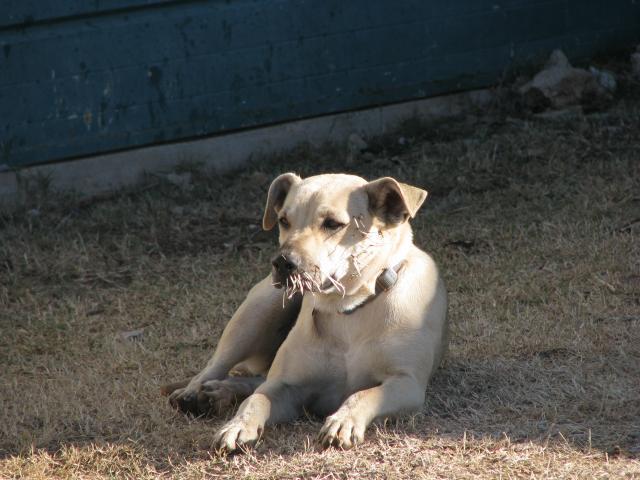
[310,308,376,346]
[308,308,386,387]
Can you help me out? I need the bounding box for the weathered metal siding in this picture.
[1,1,639,168]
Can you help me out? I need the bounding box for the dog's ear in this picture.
[262,173,301,230]
[365,177,428,224]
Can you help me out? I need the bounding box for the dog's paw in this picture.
[318,409,366,450]
[160,379,190,397]
[168,386,204,416]
[214,417,264,453]
[200,379,237,415]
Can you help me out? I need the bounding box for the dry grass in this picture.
[1,86,640,479]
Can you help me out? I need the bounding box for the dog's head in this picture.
[262,173,427,298]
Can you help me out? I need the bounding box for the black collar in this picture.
[339,261,405,315]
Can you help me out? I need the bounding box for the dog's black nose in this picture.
[271,253,300,288]
[272,254,296,274]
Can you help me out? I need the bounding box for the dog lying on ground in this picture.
[162,173,448,452]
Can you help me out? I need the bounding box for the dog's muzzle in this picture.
[271,252,300,288]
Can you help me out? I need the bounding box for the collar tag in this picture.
[340,261,405,315]
[375,267,398,293]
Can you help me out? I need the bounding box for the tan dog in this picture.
[164,173,448,452]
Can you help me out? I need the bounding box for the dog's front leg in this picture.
[214,381,302,452]
[318,374,425,449]
[167,335,255,415]
[167,276,301,415]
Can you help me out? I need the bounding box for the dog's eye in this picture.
[322,218,346,231]
[278,217,290,229]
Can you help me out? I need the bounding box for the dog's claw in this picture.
[317,411,364,450]
[213,419,263,454]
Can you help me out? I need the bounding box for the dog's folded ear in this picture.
[263,173,302,230]
[365,177,428,224]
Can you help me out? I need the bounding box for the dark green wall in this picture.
[1,1,639,168]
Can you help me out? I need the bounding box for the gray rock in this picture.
[348,133,368,152]
[589,66,617,92]
[519,49,609,109]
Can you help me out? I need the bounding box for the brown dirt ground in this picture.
[1,81,639,478]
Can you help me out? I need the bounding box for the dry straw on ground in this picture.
[1,85,639,479]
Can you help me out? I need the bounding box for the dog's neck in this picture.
[312,223,413,314]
